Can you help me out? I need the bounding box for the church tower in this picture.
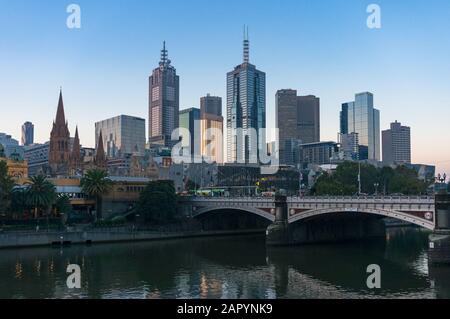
[95,130,107,170]
[70,126,81,175]
[49,89,71,176]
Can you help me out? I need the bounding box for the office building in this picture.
[276,89,320,164]
[21,122,34,146]
[0,133,23,159]
[179,108,201,159]
[200,94,223,163]
[382,121,411,165]
[227,28,266,163]
[24,142,49,176]
[342,92,380,161]
[299,141,339,166]
[95,115,146,158]
[149,42,180,148]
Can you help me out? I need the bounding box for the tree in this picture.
[312,161,430,196]
[10,187,29,219]
[55,194,72,216]
[0,161,14,217]
[26,175,57,218]
[137,180,177,224]
[80,169,113,220]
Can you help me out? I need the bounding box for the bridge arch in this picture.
[192,206,276,222]
[288,207,434,231]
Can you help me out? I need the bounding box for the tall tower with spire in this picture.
[148,41,180,148]
[49,89,71,175]
[226,27,266,163]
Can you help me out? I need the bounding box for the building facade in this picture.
[179,108,201,159]
[299,141,339,166]
[149,42,180,148]
[0,133,23,159]
[95,115,146,158]
[382,121,411,165]
[24,142,49,176]
[342,92,380,161]
[227,30,266,164]
[200,94,223,164]
[276,89,320,164]
[21,122,34,146]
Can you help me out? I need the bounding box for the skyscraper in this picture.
[149,42,180,148]
[227,28,266,163]
[382,121,411,165]
[21,122,34,146]
[200,94,223,163]
[179,108,201,159]
[276,89,320,164]
[344,92,380,161]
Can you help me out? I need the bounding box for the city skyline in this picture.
[1,0,450,172]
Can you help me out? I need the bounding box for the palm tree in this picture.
[26,175,57,219]
[80,169,113,221]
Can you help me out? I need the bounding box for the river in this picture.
[0,227,449,299]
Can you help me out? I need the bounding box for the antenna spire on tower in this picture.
[161,41,169,65]
[243,25,250,63]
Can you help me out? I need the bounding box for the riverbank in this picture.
[0,228,266,249]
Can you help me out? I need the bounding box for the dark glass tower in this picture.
[149,42,180,147]
[226,28,266,163]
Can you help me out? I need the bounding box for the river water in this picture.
[0,227,449,299]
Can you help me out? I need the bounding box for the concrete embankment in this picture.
[0,229,265,249]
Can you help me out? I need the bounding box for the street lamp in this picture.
[374,183,379,196]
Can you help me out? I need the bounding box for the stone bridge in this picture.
[179,196,435,230]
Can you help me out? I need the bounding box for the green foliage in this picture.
[136,180,177,224]
[55,194,72,216]
[80,169,113,220]
[26,175,57,217]
[312,161,429,196]
[0,161,14,216]
[10,187,28,218]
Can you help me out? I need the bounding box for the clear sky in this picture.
[1,0,450,173]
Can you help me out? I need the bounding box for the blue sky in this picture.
[1,0,450,172]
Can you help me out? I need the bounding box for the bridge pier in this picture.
[266,195,292,246]
[429,193,450,265]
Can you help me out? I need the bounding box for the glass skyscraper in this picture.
[226,29,266,163]
[95,115,146,158]
[21,122,34,146]
[342,92,380,161]
[179,108,201,158]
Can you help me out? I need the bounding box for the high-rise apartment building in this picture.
[382,121,411,165]
[149,42,180,148]
[341,92,380,161]
[227,28,266,163]
[276,89,320,164]
[21,122,34,146]
[200,94,223,163]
